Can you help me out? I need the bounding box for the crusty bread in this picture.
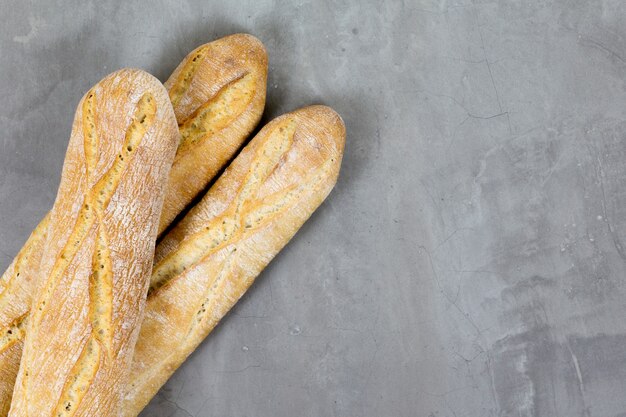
[160,33,268,233]
[8,69,179,417]
[0,214,49,416]
[123,105,346,416]
[0,34,267,415]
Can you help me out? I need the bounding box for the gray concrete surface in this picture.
[1,1,625,416]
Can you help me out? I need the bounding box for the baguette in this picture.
[0,214,49,415]
[7,69,179,416]
[0,33,267,415]
[123,105,346,416]
[160,33,268,233]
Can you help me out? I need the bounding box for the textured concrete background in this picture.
[1,1,625,416]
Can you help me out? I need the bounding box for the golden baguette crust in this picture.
[8,69,179,417]
[0,34,268,415]
[0,214,49,416]
[123,105,346,416]
[160,33,268,233]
